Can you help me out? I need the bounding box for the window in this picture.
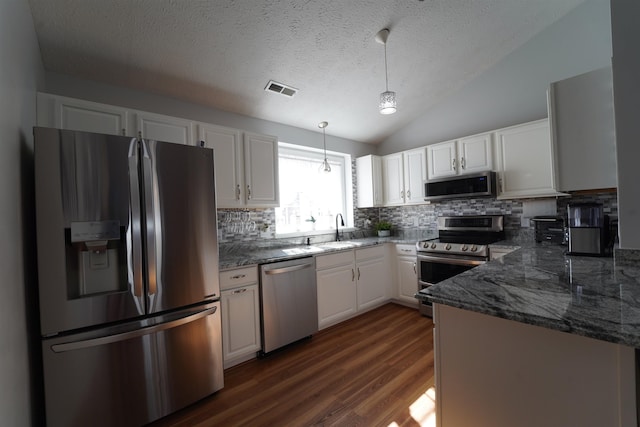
[275,143,353,236]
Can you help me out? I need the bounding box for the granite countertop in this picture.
[218,234,436,270]
[421,241,640,348]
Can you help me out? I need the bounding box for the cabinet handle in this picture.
[247,185,251,200]
[352,269,355,282]
[406,190,411,199]
[232,288,247,294]
[121,128,126,136]
[400,190,404,200]
[236,185,241,200]
[400,249,412,252]
[230,274,246,279]
[413,262,417,275]
[357,267,361,280]
[452,158,456,170]
[138,131,142,139]
[460,157,465,169]
[499,176,504,193]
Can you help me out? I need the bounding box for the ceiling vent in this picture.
[265,80,298,97]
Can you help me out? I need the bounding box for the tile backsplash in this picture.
[216,159,617,244]
[217,190,617,244]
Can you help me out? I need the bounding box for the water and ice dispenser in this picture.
[66,220,127,298]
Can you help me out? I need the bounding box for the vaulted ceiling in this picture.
[27,0,585,143]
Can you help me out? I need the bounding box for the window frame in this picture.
[275,142,354,238]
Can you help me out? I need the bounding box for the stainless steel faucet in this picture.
[335,213,344,241]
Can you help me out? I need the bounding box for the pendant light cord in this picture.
[384,43,389,92]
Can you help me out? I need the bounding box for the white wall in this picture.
[43,72,374,158]
[611,0,640,249]
[377,0,612,155]
[0,0,45,425]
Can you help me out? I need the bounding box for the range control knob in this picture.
[430,242,437,249]
[461,245,468,252]
[445,244,452,250]
[470,245,478,252]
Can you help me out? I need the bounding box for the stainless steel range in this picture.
[416,215,505,316]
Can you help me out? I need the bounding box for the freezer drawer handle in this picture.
[50,306,217,353]
[264,263,312,275]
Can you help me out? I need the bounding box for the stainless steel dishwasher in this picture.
[259,256,318,354]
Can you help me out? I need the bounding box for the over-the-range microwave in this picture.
[424,171,497,201]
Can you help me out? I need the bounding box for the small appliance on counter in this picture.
[566,203,610,256]
[531,216,566,245]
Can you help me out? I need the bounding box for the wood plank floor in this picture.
[149,303,435,427]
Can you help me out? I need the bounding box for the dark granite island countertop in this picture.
[421,242,640,348]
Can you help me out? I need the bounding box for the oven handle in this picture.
[417,254,486,267]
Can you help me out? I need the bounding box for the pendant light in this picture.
[375,28,397,115]
[318,121,331,173]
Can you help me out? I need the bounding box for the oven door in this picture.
[417,253,486,317]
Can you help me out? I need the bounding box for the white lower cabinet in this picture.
[316,254,358,329]
[316,245,390,330]
[220,266,261,368]
[395,244,418,307]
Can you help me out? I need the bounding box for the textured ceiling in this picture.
[27,0,585,144]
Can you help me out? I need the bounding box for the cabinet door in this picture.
[356,155,383,208]
[244,132,279,207]
[49,95,129,136]
[495,119,562,199]
[550,66,617,191]
[199,124,244,208]
[382,153,405,205]
[458,133,493,174]
[221,284,261,368]
[316,264,357,329]
[135,111,194,145]
[397,256,418,306]
[403,148,427,204]
[427,140,457,179]
[356,257,388,312]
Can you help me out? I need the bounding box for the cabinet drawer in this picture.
[355,245,386,262]
[395,244,416,256]
[220,265,258,290]
[316,250,354,270]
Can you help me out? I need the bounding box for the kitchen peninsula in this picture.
[421,243,639,427]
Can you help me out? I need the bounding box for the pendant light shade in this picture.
[375,28,397,115]
[318,121,331,173]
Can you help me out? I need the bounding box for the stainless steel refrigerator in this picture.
[34,127,223,427]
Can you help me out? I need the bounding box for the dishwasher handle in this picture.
[264,262,313,276]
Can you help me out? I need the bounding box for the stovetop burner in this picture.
[416,215,505,257]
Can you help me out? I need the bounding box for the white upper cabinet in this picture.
[199,124,244,208]
[403,148,428,204]
[494,119,565,199]
[198,126,279,208]
[427,133,492,180]
[37,93,281,208]
[458,133,493,174]
[243,132,279,207]
[37,93,129,136]
[382,153,405,205]
[382,148,427,206]
[356,155,383,208]
[427,140,457,179]
[549,66,617,192]
[134,111,194,145]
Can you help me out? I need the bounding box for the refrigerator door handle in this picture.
[50,305,218,353]
[128,139,145,301]
[141,140,158,296]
